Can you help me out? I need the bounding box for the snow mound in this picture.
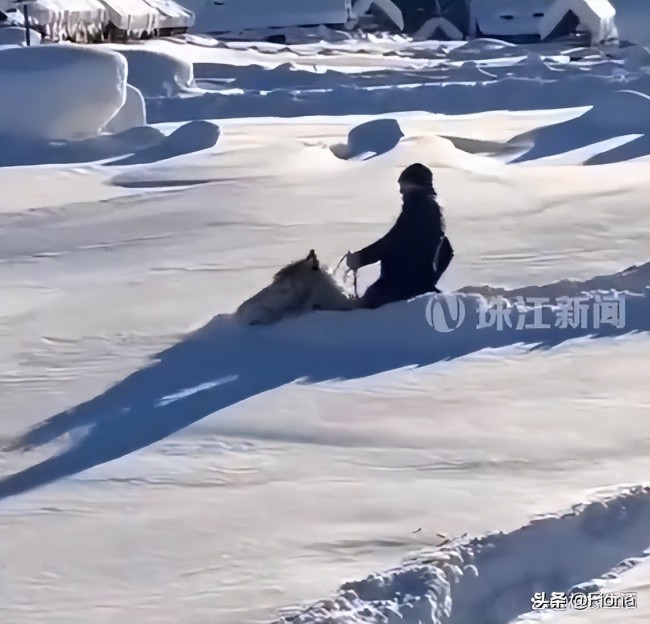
[145,54,650,124]
[104,84,147,134]
[0,25,41,45]
[446,38,521,60]
[0,44,127,141]
[275,485,650,623]
[106,120,220,165]
[504,53,567,78]
[620,45,650,72]
[117,48,197,97]
[447,61,498,82]
[509,89,650,163]
[0,126,164,167]
[458,260,650,300]
[329,118,405,160]
[0,118,216,168]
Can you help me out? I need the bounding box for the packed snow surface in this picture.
[1,16,650,624]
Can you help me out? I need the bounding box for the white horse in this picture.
[235,250,359,326]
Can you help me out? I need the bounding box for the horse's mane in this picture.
[274,257,311,280]
[273,249,320,280]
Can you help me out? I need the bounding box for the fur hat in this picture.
[398,163,434,189]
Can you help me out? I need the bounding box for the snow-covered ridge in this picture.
[274,485,650,624]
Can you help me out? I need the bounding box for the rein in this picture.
[334,252,359,300]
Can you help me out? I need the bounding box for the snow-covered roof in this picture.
[414,16,464,40]
[0,0,193,40]
[470,0,554,37]
[469,0,618,43]
[540,0,618,44]
[187,0,352,34]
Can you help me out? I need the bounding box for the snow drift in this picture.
[274,485,650,624]
[0,44,127,141]
[329,118,405,160]
[1,261,648,500]
[0,120,219,168]
[106,119,220,165]
[116,48,197,97]
[144,53,650,124]
[0,126,164,167]
[103,84,146,134]
[509,89,650,163]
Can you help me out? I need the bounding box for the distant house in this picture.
[182,0,352,35]
[391,0,471,34]
[469,0,618,44]
[0,0,619,44]
[0,0,194,42]
[367,0,618,43]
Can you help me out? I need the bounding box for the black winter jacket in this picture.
[356,189,447,298]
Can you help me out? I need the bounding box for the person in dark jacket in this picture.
[346,163,454,309]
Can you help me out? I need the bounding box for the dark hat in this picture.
[398,163,433,188]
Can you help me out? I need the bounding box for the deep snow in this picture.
[1,9,650,624]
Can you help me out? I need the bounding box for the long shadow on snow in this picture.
[1,264,649,500]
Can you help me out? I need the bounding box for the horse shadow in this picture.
[1,262,649,501]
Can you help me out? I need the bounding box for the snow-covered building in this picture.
[391,0,471,34]
[355,0,618,43]
[0,0,194,41]
[183,0,352,35]
[539,0,617,44]
[469,0,618,44]
[0,0,621,43]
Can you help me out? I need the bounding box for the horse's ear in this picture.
[307,249,319,270]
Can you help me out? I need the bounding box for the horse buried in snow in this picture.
[235,250,359,325]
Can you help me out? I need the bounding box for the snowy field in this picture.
[1,9,650,624]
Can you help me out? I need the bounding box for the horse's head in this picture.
[236,250,356,325]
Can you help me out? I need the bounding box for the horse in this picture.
[234,249,359,326]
